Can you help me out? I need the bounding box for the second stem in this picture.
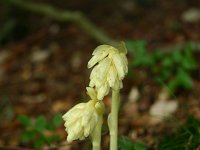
[92,116,103,150]
[110,90,120,150]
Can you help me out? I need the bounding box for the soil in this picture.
[0,0,200,149]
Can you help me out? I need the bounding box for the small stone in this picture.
[70,52,82,71]
[31,47,51,63]
[182,8,200,22]
[128,87,140,102]
[0,50,10,64]
[150,100,178,119]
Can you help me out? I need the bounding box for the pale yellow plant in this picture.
[62,87,104,143]
[63,42,128,150]
[88,42,128,100]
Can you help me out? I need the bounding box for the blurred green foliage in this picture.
[0,20,16,45]
[18,113,63,149]
[126,40,198,93]
[0,96,14,121]
[158,116,200,150]
[118,136,148,150]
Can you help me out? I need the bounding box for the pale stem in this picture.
[110,90,120,150]
[92,116,103,150]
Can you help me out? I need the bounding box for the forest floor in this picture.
[0,0,200,149]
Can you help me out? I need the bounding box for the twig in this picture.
[1,0,200,51]
[4,0,117,45]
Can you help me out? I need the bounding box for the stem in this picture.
[92,116,103,150]
[110,90,120,150]
[3,0,117,45]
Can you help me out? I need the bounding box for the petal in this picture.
[64,117,77,127]
[87,55,99,68]
[86,87,97,100]
[92,45,112,55]
[107,66,117,87]
[120,53,128,65]
[88,51,108,68]
[84,111,98,137]
[67,133,74,142]
[67,121,81,142]
[112,53,125,80]
[81,109,93,126]
[71,120,81,135]
[90,76,102,88]
[96,57,111,81]
[63,108,80,121]
[62,103,85,120]
[97,83,110,100]
[89,79,95,87]
[84,125,91,137]
[120,53,128,74]
[90,65,98,80]
[78,129,85,140]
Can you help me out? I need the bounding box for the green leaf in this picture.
[52,113,63,128]
[133,142,147,150]
[181,51,197,70]
[168,69,193,93]
[118,136,134,150]
[177,69,193,89]
[160,69,171,80]
[126,40,147,56]
[159,116,200,150]
[162,57,174,67]
[18,115,31,127]
[34,137,46,149]
[34,115,47,132]
[184,43,194,56]
[182,58,197,70]
[21,130,35,143]
[118,136,147,150]
[46,123,55,131]
[45,135,60,144]
[126,40,155,67]
[168,78,179,94]
[152,50,164,60]
[172,50,182,63]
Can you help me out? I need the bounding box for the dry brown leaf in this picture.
[182,8,200,22]
[149,100,178,121]
[52,100,73,113]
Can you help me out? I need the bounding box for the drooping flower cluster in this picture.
[62,42,128,145]
[88,43,128,100]
[62,87,104,142]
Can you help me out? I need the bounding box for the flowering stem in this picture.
[92,116,103,150]
[110,90,120,150]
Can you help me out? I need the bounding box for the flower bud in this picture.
[62,100,104,142]
[88,42,128,100]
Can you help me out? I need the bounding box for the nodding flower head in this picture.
[62,100,104,142]
[88,42,128,100]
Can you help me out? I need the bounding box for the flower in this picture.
[62,100,104,142]
[86,86,98,101]
[88,42,128,100]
